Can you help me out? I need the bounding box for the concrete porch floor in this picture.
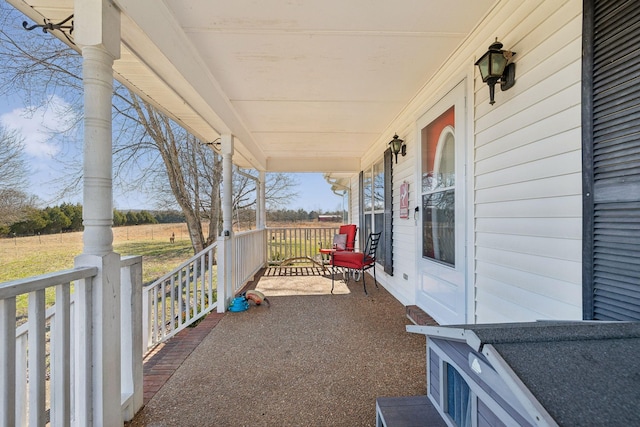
[127,268,435,426]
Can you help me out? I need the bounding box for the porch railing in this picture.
[0,256,143,426]
[266,226,339,265]
[233,229,267,292]
[142,243,218,353]
[142,226,340,351]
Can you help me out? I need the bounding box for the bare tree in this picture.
[0,125,37,229]
[0,125,28,191]
[233,170,299,211]
[125,102,224,251]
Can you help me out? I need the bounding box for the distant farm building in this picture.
[317,215,341,222]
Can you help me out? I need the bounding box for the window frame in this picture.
[360,149,393,275]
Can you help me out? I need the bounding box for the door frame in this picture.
[414,78,474,324]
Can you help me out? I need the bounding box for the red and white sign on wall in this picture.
[400,181,409,219]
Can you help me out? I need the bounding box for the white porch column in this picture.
[217,134,234,313]
[74,1,122,425]
[258,171,266,230]
[258,171,267,267]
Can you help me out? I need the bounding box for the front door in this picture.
[416,81,467,325]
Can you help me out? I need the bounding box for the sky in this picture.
[0,98,345,213]
[0,95,80,205]
[285,173,345,213]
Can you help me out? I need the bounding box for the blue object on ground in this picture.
[229,296,249,312]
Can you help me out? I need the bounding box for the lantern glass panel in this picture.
[391,139,403,154]
[477,55,490,81]
[490,53,507,76]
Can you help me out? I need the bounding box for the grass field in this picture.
[0,220,340,320]
[0,220,339,283]
[0,223,195,284]
[1,223,196,320]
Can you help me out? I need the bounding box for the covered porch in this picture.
[2,0,613,425]
[131,268,432,426]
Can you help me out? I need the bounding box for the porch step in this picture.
[376,396,446,427]
[406,305,438,326]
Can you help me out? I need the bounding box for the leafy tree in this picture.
[113,209,126,226]
[154,210,186,223]
[43,206,71,233]
[125,211,140,225]
[60,202,82,231]
[138,210,157,224]
[10,207,47,235]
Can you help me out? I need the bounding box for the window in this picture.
[363,159,385,266]
[421,107,456,266]
[446,363,472,427]
[360,149,393,274]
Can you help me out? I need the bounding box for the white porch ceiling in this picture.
[9,0,496,172]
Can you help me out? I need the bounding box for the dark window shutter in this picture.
[584,0,640,320]
[359,171,365,251]
[384,149,394,275]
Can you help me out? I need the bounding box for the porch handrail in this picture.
[0,267,98,299]
[142,242,218,354]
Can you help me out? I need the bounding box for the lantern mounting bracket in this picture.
[22,14,75,45]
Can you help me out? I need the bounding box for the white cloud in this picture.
[0,95,78,159]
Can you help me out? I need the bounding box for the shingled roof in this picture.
[409,321,640,426]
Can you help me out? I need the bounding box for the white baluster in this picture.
[51,283,71,426]
[28,289,46,426]
[0,297,16,426]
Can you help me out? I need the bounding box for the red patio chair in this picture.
[338,224,357,251]
[319,224,357,266]
[331,232,382,295]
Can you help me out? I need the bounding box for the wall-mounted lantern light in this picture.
[475,39,516,105]
[389,134,406,164]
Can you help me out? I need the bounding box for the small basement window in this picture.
[446,362,472,427]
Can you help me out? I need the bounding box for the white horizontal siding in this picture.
[475,277,581,323]
[473,0,582,323]
[479,278,581,319]
[387,123,417,304]
[475,67,582,147]
[476,233,581,263]
[476,246,581,284]
[476,133,581,183]
[354,0,582,322]
[476,217,581,240]
[476,262,581,305]
[475,106,581,162]
[475,195,582,218]
[476,173,581,204]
